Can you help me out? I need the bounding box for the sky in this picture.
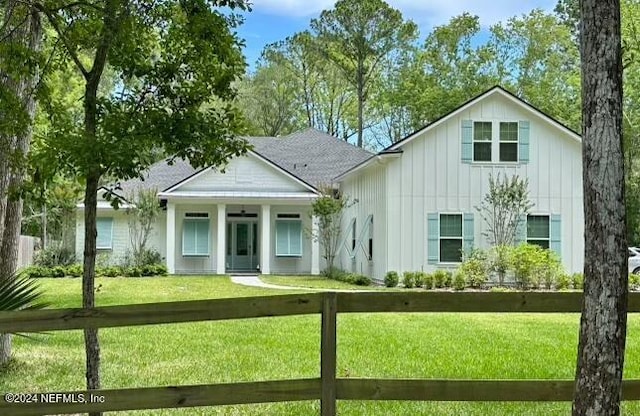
[235,0,559,69]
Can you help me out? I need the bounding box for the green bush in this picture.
[458,249,488,289]
[433,270,448,288]
[384,271,399,288]
[555,273,571,290]
[572,273,584,290]
[65,264,83,277]
[96,266,124,277]
[510,244,562,290]
[403,272,415,288]
[21,266,50,278]
[423,273,434,289]
[414,271,426,288]
[153,264,168,276]
[323,266,348,281]
[51,266,66,278]
[136,248,163,266]
[34,246,76,267]
[125,266,143,277]
[351,274,372,286]
[630,274,640,291]
[340,273,371,286]
[442,271,453,288]
[453,272,466,291]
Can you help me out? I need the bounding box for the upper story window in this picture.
[499,122,519,162]
[473,122,492,162]
[463,120,528,164]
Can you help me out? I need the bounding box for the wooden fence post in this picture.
[321,292,337,416]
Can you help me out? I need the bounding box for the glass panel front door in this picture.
[226,221,259,271]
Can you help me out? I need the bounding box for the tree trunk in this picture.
[357,68,364,148]
[573,1,627,415]
[82,171,101,395]
[0,0,42,366]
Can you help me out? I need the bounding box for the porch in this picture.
[165,201,321,276]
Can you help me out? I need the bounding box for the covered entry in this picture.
[226,213,259,272]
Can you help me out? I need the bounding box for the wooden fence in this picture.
[1,291,640,415]
[17,236,38,269]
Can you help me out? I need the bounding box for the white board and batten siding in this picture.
[177,154,309,194]
[339,91,584,279]
[339,163,388,281]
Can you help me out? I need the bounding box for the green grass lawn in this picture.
[2,276,640,415]
[260,275,374,289]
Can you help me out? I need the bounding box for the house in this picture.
[334,86,583,280]
[76,86,584,279]
[75,129,373,275]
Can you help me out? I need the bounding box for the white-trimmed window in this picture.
[439,214,463,263]
[96,218,113,250]
[473,121,492,162]
[276,214,302,257]
[183,213,210,256]
[499,122,519,162]
[527,215,549,249]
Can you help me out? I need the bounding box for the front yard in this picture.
[2,276,640,415]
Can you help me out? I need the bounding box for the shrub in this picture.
[65,264,83,277]
[125,266,143,277]
[34,245,76,267]
[351,274,372,286]
[510,244,559,290]
[433,270,448,288]
[96,266,121,277]
[403,272,415,288]
[323,266,348,281]
[21,266,50,278]
[630,273,640,291]
[153,264,168,276]
[488,245,513,285]
[453,272,466,291]
[414,271,426,288]
[572,273,584,290]
[555,273,571,290]
[423,273,434,289]
[51,266,66,278]
[442,271,453,288]
[458,249,488,289]
[384,271,399,288]
[136,248,163,266]
[340,273,371,286]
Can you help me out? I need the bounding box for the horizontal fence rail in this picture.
[2,292,640,415]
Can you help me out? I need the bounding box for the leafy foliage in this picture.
[311,0,418,147]
[126,189,161,267]
[310,190,350,274]
[0,272,49,312]
[458,249,488,289]
[384,271,399,287]
[476,173,534,247]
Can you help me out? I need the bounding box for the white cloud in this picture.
[252,0,558,27]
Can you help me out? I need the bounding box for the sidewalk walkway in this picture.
[230,275,307,290]
[229,275,371,292]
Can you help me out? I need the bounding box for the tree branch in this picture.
[33,3,89,78]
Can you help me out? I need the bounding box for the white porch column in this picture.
[216,204,226,275]
[260,204,271,275]
[311,215,320,275]
[166,202,176,274]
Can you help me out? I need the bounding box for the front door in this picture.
[227,221,259,271]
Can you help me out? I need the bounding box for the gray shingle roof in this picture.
[115,128,373,195]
